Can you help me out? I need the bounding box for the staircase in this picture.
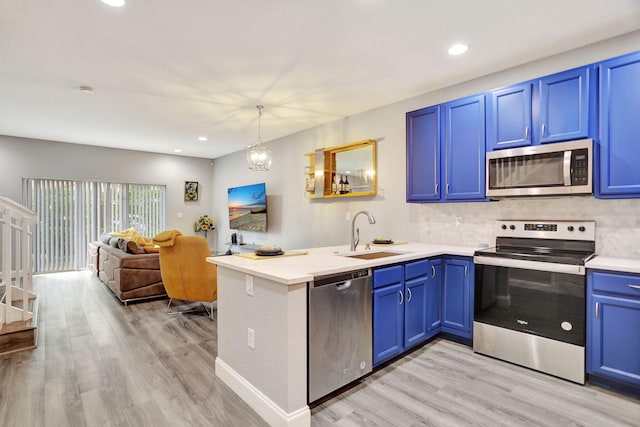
[0,196,38,355]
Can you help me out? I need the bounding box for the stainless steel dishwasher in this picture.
[308,268,372,403]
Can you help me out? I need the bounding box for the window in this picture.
[23,179,166,273]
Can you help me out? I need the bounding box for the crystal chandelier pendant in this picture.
[246,105,272,171]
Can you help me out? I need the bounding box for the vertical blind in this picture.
[23,179,166,273]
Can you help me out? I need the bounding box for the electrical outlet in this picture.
[456,216,463,227]
[346,211,351,221]
[176,212,183,218]
[247,328,255,349]
[245,275,254,296]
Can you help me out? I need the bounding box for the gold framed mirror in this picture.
[306,139,377,199]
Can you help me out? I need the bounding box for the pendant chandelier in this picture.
[245,105,272,171]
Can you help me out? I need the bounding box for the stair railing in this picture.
[0,196,37,328]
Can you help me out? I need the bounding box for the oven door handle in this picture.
[473,256,585,276]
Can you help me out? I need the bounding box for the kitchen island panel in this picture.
[215,266,310,426]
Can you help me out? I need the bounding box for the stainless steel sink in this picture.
[343,251,405,260]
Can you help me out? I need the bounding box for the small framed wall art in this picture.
[185,181,199,201]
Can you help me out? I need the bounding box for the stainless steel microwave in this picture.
[486,139,593,198]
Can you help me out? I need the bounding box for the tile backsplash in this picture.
[418,197,640,258]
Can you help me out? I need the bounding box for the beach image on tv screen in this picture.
[228,183,267,232]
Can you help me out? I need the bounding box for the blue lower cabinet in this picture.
[373,259,443,366]
[428,258,443,331]
[587,271,640,390]
[441,257,474,339]
[373,282,404,365]
[404,275,429,348]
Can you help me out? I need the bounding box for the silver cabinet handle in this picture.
[431,265,436,278]
[398,290,403,305]
[595,302,599,319]
[446,184,450,195]
[541,123,546,137]
[525,126,530,140]
[407,288,412,302]
[464,265,468,277]
[629,284,640,290]
[435,184,439,194]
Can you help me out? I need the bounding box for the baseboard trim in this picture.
[215,357,311,427]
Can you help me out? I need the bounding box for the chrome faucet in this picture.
[350,210,376,251]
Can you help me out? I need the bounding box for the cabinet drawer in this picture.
[373,265,403,289]
[405,259,429,281]
[591,271,640,298]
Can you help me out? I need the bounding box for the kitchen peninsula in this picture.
[206,243,476,427]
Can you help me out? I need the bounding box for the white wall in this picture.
[0,135,215,240]
[211,31,640,258]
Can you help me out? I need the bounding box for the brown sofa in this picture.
[88,241,166,304]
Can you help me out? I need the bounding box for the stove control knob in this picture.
[579,226,586,232]
[567,226,575,232]
[501,224,507,230]
[509,225,516,230]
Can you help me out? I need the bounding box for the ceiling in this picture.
[1,1,639,159]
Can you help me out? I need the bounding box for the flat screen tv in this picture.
[228,182,268,232]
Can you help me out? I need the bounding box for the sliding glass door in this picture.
[23,179,165,273]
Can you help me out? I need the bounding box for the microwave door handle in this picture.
[564,151,572,186]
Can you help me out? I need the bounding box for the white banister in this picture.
[0,196,37,328]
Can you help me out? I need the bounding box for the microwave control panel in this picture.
[571,148,589,185]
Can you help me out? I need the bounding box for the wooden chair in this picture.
[158,235,217,319]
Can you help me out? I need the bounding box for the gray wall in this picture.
[0,136,215,242]
[211,30,640,258]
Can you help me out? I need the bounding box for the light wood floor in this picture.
[1,271,638,427]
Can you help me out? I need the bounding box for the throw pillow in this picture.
[109,236,121,248]
[125,240,146,255]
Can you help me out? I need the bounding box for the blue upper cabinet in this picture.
[487,65,594,151]
[597,51,640,198]
[406,95,486,203]
[487,83,533,150]
[443,94,486,201]
[538,66,593,144]
[406,106,441,202]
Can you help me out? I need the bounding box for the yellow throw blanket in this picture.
[152,229,183,248]
[110,227,152,246]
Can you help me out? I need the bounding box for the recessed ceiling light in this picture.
[173,149,182,153]
[448,43,469,56]
[198,136,208,141]
[101,0,125,7]
[80,86,94,94]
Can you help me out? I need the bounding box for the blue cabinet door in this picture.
[487,83,532,150]
[538,66,592,144]
[404,276,428,348]
[443,95,486,201]
[373,282,404,366]
[427,258,443,333]
[598,51,640,197]
[406,106,441,202]
[441,257,473,339]
[588,294,640,387]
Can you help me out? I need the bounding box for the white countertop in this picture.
[586,256,640,275]
[207,242,477,284]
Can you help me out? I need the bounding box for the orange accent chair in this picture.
[158,235,217,319]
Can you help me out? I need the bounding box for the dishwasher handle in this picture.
[312,269,371,288]
[336,281,352,291]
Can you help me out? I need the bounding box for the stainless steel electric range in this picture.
[473,220,596,384]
